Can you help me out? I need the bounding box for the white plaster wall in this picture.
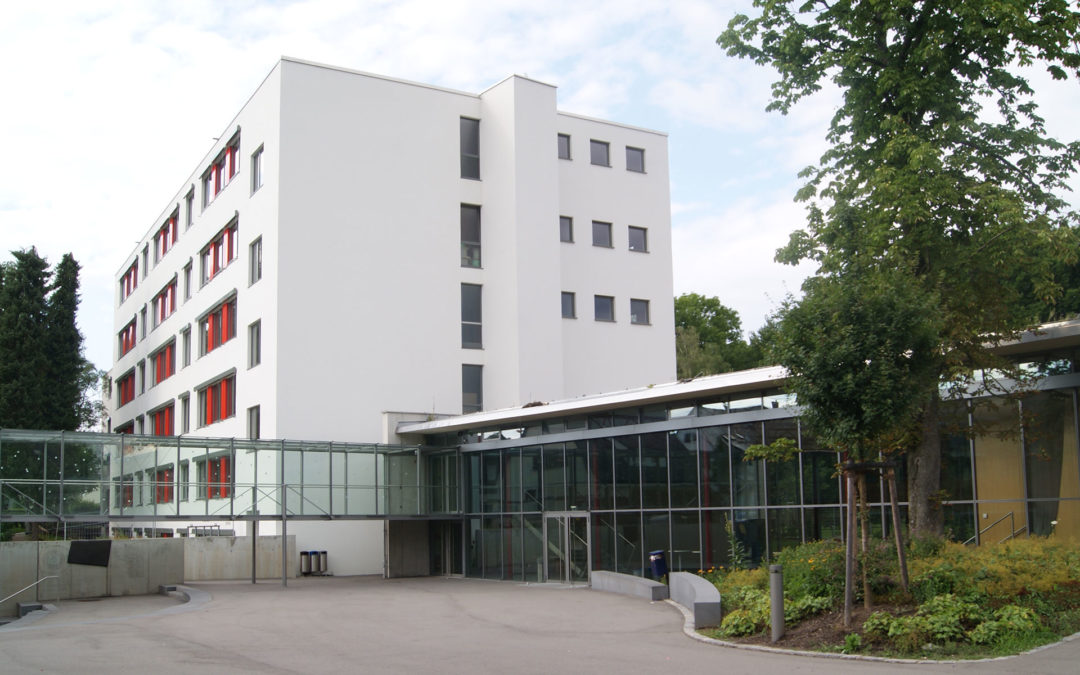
[285,520,384,576]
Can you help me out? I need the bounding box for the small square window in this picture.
[592,221,612,248]
[628,226,648,252]
[630,298,650,325]
[626,146,645,173]
[594,295,615,322]
[557,133,571,160]
[561,292,576,319]
[590,140,610,167]
[560,216,573,243]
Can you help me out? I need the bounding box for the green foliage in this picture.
[969,605,1040,645]
[724,515,751,571]
[785,595,831,624]
[744,437,798,463]
[720,0,1080,537]
[774,540,845,604]
[842,632,862,654]
[674,293,765,377]
[719,608,760,637]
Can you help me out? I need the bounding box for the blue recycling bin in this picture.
[649,550,668,579]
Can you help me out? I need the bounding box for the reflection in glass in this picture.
[669,430,698,508]
[643,511,670,579]
[588,439,614,511]
[731,423,764,507]
[702,510,731,569]
[521,447,543,511]
[615,511,642,575]
[523,513,544,581]
[592,512,616,573]
[671,510,701,572]
[700,427,731,508]
[566,441,589,510]
[1023,391,1077,536]
[733,509,766,565]
[767,508,802,559]
[641,433,668,509]
[543,444,566,511]
[764,418,800,506]
[614,436,640,509]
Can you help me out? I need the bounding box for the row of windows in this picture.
[116,233,262,361]
[558,134,645,173]
[559,217,648,252]
[114,455,232,506]
[561,293,650,324]
[119,134,264,308]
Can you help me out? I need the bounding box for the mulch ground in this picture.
[711,604,909,651]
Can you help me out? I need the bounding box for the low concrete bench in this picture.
[669,572,722,628]
[17,602,43,618]
[590,570,668,601]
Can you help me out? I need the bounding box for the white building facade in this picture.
[105,58,676,573]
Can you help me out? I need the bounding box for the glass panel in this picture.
[482,450,501,513]
[641,433,668,509]
[733,508,766,565]
[503,448,521,512]
[302,450,330,516]
[639,405,667,423]
[588,439,614,511]
[546,516,566,582]
[702,510,732,570]
[1024,390,1079,536]
[592,512,616,573]
[466,517,482,577]
[671,510,700,572]
[611,408,638,426]
[588,412,612,429]
[642,511,670,579]
[523,513,544,582]
[939,401,973,501]
[767,508,803,559]
[804,506,842,541]
[613,436,640,510]
[700,426,731,508]
[942,503,976,543]
[543,444,566,511]
[465,453,481,513]
[521,446,543,512]
[802,450,840,505]
[973,399,1024,508]
[669,430,698,508]
[764,418,800,506]
[566,441,588,511]
[731,423,764,506]
[569,517,589,583]
[482,516,503,579]
[507,515,523,580]
[615,511,642,576]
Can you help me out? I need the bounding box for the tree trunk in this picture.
[844,469,856,629]
[908,392,944,537]
[858,471,872,610]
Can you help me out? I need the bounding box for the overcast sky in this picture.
[1,0,1078,373]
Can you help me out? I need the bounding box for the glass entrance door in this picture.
[544,512,590,584]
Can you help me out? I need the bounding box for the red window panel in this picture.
[207,456,231,499]
[118,320,137,356]
[122,483,134,507]
[119,261,138,301]
[152,343,175,385]
[154,467,174,503]
[200,299,236,354]
[153,281,177,325]
[155,215,178,261]
[201,223,238,283]
[118,372,136,406]
[200,374,235,427]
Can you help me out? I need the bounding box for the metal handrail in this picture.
[1,575,59,605]
[964,511,1024,545]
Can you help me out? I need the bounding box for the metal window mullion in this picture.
[59,431,66,523]
[1018,398,1029,536]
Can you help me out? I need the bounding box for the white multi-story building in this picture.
[106,58,675,573]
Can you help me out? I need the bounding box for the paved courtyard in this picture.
[2,576,1078,674]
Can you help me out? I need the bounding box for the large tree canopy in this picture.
[674,293,766,377]
[721,1,1080,536]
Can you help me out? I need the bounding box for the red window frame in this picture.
[200,298,236,354]
[203,141,239,206]
[151,343,175,385]
[201,223,238,284]
[155,214,178,262]
[118,319,137,356]
[207,456,231,499]
[200,374,235,426]
[153,281,177,326]
[115,422,134,435]
[118,371,136,406]
[119,261,138,301]
[155,467,174,504]
[122,483,134,507]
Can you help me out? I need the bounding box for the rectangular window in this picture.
[249,237,262,285]
[183,262,193,301]
[199,297,237,355]
[251,145,263,194]
[181,327,191,367]
[154,212,179,263]
[119,261,138,302]
[118,319,137,357]
[137,360,146,394]
[202,136,240,208]
[151,341,176,385]
[117,370,135,407]
[185,189,194,228]
[197,455,232,499]
[179,461,189,501]
[461,283,482,349]
[140,306,147,339]
[626,146,645,172]
[115,422,134,435]
[590,139,610,167]
[180,394,190,433]
[592,221,612,248]
[200,221,238,285]
[460,117,480,179]
[248,320,261,368]
[460,204,481,268]
[151,280,177,328]
[594,295,615,322]
[198,374,236,427]
[630,298,650,325]
[462,364,483,413]
[628,226,648,252]
[560,216,573,243]
[561,292,576,319]
[141,246,149,278]
[247,405,261,440]
[557,133,571,160]
[151,404,174,437]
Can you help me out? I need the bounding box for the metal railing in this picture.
[1,575,59,606]
[963,511,1028,545]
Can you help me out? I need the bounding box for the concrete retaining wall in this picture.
[669,571,722,627]
[183,536,296,581]
[0,539,184,617]
[590,570,668,601]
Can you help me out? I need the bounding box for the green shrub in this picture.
[719,609,759,637]
[969,605,1040,645]
[774,540,845,604]
[887,614,932,653]
[917,593,985,642]
[785,595,832,624]
[861,610,895,643]
[842,633,863,654]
